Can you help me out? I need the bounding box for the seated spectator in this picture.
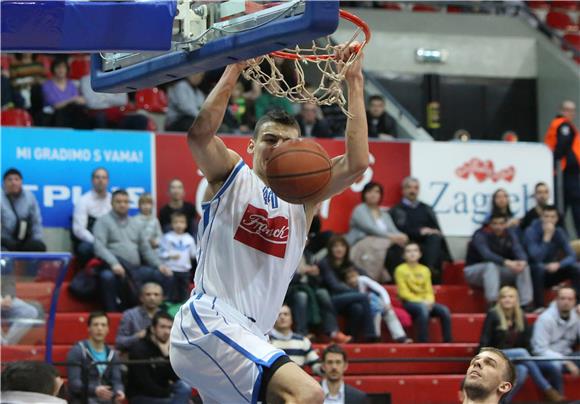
[321,103,346,137]
[67,312,125,404]
[42,58,90,129]
[464,213,533,309]
[531,287,580,397]
[134,193,163,250]
[286,253,351,343]
[524,205,579,310]
[165,73,206,132]
[72,167,111,265]
[463,348,515,404]
[346,181,408,282]
[479,286,563,402]
[520,182,565,232]
[295,103,332,138]
[226,81,255,133]
[159,212,196,303]
[366,95,397,139]
[158,179,197,235]
[93,189,172,311]
[9,53,46,109]
[318,236,377,341]
[320,344,368,404]
[486,188,519,228]
[269,305,322,375]
[128,312,190,404]
[390,177,452,283]
[115,283,164,352]
[1,270,40,345]
[343,267,412,343]
[1,168,46,252]
[79,75,148,130]
[1,74,25,110]
[1,361,65,403]
[395,243,452,343]
[304,206,333,256]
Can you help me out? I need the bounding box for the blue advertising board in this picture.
[1,127,154,228]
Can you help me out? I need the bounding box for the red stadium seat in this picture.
[412,3,439,12]
[1,108,33,127]
[564,32,580,50]
[551,1,579,11]
[135,88,168,113]
[546,10,579,31]
[526,0,549,9]
[1,53,13,71]
[69,57,91,80]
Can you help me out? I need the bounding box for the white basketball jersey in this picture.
[194,160,307,334]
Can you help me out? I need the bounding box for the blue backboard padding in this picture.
[91,0,339,92]
[1,0,176,52]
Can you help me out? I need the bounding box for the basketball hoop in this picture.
[242,9,371,117]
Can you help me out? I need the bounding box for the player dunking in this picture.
[170,44,367,403]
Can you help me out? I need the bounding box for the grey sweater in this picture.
[93,211,161,268]
[1,189,43,244]
[531,304,580,369]
[346,203,403,246]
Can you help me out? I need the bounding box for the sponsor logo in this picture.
[455,158,515,183]
[234,204,289,258]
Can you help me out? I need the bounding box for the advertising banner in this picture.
[1,127,154,228]
[411,141,553,236]
[155,134,411,233]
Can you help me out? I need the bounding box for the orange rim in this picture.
[270,9,371,61]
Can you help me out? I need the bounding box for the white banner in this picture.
[411,142,553,236]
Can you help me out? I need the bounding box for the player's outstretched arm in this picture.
[308,44,369,205]
[187,65,243,184]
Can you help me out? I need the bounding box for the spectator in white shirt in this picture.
[72,168,111,265]
[160,212,196,303]
[343,267,412,343]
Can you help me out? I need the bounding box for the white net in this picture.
[242,11,369,116]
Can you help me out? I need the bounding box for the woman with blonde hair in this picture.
[479,286,563,402]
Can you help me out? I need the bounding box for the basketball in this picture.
[266,139,332,204]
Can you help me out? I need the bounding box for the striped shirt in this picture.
[269,329,319,367]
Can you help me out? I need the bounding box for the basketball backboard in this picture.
[91,0,340,93]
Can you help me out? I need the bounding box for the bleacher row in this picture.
[3,261,580,403]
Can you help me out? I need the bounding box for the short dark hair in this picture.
[3,168,22,181]
[534,182,548,191]
[368,95,384,104]
[1,361,59,395]
[171,212,187,222]
[322,343,348,362]
[361,181,384,203]
[404,241,421,252]
[479,347,516,386]
[112,189,129,199]
[489,212,509,222]
[151,311,173,328]
[92,167,108,178]
[253,109,300,139]
[542,204,559,214]
[87,311,109,327]
[50,58,68,75]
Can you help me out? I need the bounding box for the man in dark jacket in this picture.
[524,205,579,309]
[295,103,333,138]
[128,311,190,403]
[464,213,533,308]
[390,177,452,283]
[321,344,367,404]
[366,95,397,139]
[519,182,565,232]
[67,312,125,404]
